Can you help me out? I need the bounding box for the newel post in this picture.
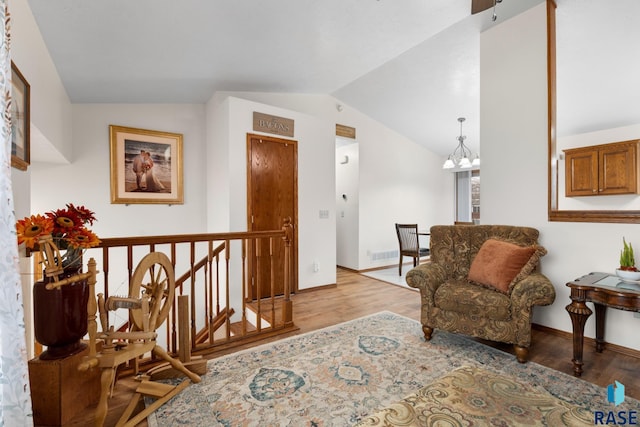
[282,217,293,326]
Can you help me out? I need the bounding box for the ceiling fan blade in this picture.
[471,0,494,14]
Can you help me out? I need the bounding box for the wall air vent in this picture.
[370,250,399,261]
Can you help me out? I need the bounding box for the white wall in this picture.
[11,0,75,358]
[11,0,72,163]
[31,104,208,238]
[11,0,74,221]
[207,95,337,289]
[357,115,453,269]
[336,142,360,269]
[558,123,640,210]
[212,91,453,271]
[206,96,231,232]
[482,3,640,351]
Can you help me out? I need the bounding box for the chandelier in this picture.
[442,117,480,169]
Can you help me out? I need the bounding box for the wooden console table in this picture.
[565,272,640,377]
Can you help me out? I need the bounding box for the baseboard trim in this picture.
[339,262,426,274]
[294,283,337,293]
[358,265,399,273]
[337,265,360,273]
[532,323,640,359]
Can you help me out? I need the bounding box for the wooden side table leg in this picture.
[565,300,592,377]
[594,303,607,353]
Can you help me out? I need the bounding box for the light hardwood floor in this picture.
[67,267,640,426]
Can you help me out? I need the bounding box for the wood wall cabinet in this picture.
[564,139,640,197]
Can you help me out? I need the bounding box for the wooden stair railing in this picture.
[193,307,235,345]
[76,219,297,369]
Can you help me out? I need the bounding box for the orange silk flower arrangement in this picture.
[16,203,100,269]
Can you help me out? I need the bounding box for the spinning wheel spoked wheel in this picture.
[130,252,176,331]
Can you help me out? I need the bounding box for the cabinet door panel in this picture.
[565,150,598,196]
[600,145,637,194]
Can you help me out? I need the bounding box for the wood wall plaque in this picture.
[253,112,294,137]
[336,124,356,139]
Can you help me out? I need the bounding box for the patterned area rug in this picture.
[355,366,593,426]
[147,311,640,426]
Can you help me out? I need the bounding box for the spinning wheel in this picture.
[129,252,175,331]
[63,253,201,427]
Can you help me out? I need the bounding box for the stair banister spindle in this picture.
[84,226,296,374]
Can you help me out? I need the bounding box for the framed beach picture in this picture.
[109,125,184,204]
[11,61,30,171]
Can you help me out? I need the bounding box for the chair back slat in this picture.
[396,224,419,253]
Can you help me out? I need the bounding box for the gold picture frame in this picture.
[109,125,183,204]
[11,61,30,171]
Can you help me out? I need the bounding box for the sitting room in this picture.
[3,0,640,425]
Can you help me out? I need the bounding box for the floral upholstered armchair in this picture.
[406,225,556,363]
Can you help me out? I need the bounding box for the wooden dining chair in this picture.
[395,223,430,276]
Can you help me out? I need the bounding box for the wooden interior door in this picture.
[247,134,298,299]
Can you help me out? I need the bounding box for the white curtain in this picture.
[0,1,33,425]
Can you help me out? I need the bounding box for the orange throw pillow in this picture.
[468,239,544,294]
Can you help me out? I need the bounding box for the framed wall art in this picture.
[109,125,184,204]
[11,61,30,171]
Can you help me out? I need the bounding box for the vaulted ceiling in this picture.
[25,0,639,158]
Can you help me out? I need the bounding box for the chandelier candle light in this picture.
[442,117,480,170]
